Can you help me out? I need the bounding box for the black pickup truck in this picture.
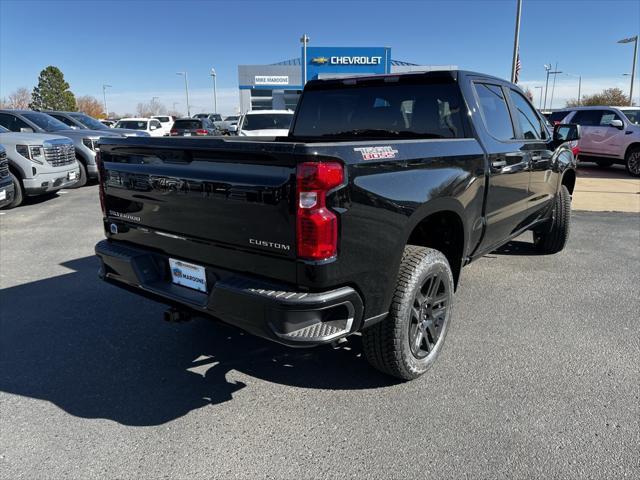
[95,70,579,380]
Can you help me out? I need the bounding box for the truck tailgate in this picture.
[99,138,298,282]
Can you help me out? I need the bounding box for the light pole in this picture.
[102,84,112,117]
[510,0,522,83]
[176,72,191,117]
[618,36,638,106]
[549,62,562,109]
[534,86,543,109]
[565,73,582,106]
[543,64,552,110]
[300,34,310,85]
[210,68,218,113]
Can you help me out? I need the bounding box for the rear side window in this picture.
[155,117,169,122]
[548,111,571,124]
[292,81,468,139]
[510,90,546,139]
[570,110,603,126]
[474,83,515,141]
[174,120,202,129]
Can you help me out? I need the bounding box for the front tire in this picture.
[68,159,87,188]
[533,185,571,254]
[625,147,640,177]
[4,172,24,209]
[362,246,454,381]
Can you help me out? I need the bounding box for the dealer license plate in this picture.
[183,132,191,136]
[169,258,207,292]
[0,190,6,201]
[68,171,77,181]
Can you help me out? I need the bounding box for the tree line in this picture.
[0,65,176,119]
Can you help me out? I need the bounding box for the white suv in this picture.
[558,106,640,177]
[114,118,165,137]
[151,115,175,136]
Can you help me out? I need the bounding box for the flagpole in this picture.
[511,0,523,83]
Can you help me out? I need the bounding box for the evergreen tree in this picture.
[29,66,76,111]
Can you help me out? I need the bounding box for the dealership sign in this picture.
[305,47,390,82]
[255,75,289,85]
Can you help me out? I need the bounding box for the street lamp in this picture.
[618,36,638,106]
[565,73,582,106]
[176,72,191,117]
[102,84,112,117]
[534,86,543,109]
[549,63,562,109]
[210,68,218,113]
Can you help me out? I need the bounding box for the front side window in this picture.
[71,113,108,130]
[22,112,69,132]
[475,83,515,141]
[510,90,546,139]
[0,113,31,132]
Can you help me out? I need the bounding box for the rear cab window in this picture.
[291,75,469,140]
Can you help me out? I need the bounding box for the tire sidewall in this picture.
[625,148,640,177]
[397,253,454,377]
[7,172,24,208]
[69,160,87,188]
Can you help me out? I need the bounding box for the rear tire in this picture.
[533,185,571,254]
[625,147,640,178]
[362,246,454,381]
[68,159,87,188]
[595,160,614,168]
[4,172,24,209]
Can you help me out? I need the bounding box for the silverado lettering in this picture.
[95,70,579,380]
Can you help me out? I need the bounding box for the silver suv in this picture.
[554,106,640,177]
[0,110,122,187]
[0,125,79,208]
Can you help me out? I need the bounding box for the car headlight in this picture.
[16,144,44,164]
[82,138,98,152]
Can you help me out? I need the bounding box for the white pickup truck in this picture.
[556,106,640,177]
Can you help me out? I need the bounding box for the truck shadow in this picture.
[0,256,397,427]
[492,239,542,256]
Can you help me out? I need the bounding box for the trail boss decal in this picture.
[354,146,399,161]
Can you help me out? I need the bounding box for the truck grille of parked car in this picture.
[0,150,8,179]
[44,144,76,167]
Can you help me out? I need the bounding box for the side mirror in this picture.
[20,127,34,133]
[150,125,158,130]
[554,123,581,143]
[609,119,624,129]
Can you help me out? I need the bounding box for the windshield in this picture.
[622,109,640,125]
[154,116,170,122]
[115,120,148,130]
[173,119,203,129]
[70,113,108,130]
[240,113,293,131]
[22,112,69,132]
[291,80,467,139]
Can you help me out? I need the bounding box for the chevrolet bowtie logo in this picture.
[311,57,329,65]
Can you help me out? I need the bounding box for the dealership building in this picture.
[238,46,456,113]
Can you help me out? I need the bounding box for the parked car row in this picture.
[542,106,640,177]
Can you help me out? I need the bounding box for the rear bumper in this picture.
[95,239,364,347]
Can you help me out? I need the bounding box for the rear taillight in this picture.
[572,144,580,157]
[296,162,344,260]
[96,152,106,216]
[195,129,208,136]
[170,129,178,136]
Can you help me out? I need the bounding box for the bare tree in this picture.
[76,95,105,118]
[566,88,629,107]
[136,98,167,117]
[6,87,32,109]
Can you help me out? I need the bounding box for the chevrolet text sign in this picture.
[305,47,390,82]
[255,75,289,85]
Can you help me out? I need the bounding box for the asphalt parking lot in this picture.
[1,185,638,479]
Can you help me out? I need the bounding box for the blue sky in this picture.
[1,0,638,115]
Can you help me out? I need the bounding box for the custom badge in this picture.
[353,146,399,161]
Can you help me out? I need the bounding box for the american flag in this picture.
[514,52,521,84]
